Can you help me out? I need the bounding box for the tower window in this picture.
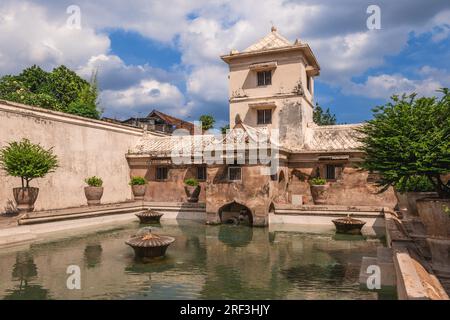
[257,71,272,86]
[257,109,272,125]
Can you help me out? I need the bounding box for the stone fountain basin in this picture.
[332,217,366,234]
[135,209,164,224]
[125,233,175,258]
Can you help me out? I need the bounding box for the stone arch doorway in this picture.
[218,201,253,226]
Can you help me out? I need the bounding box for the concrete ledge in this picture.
[0,100,145,136]
[0,212,139,248]
[274,204,386,213]
[17,201,207,225]
[393,247,450,300]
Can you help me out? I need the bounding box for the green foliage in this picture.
[85,176,103,187]
[313,102,337,126]
[395,175,435,193]
[310,177,327,185]
[358,89,450,198]
[0,65,101,119]
[0,138,58,188]
[184,178,199,187]
[130,176,146,186]
[221,124,230,134]
[199,115,215,131]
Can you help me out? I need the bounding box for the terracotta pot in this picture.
[310,184,329,205]
[184,185,201,203]
[416,198,450,277]
[13,187,39,213]
[84,186,104,206]
[131,185,146,200]
[405,192,437,216]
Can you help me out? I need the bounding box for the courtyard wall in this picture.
[0,100,148,213]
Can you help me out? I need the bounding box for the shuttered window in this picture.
[257,71,272,86]
[156,167,168,180]
[228,167,242,181]
[257,109,272,125]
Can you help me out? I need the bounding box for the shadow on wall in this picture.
[2,199,18,216]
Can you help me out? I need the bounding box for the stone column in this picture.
[252,206,269,227]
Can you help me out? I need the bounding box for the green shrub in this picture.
[85,176,103,187]
[358,89,450,198]
[0,138,58,188]
[310,177,327,185]
[184,178,199,187]
[130,176,146,186]
[395,175,435,193]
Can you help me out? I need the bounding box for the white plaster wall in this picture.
[0,101,149,212]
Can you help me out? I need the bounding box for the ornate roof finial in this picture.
[271,25,277,32]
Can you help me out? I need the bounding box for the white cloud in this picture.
[187,64,228,103]
[100,79,188,118]
[345,72,447,99]
[77,54,176,90]
[0,1,109,75]
[1,0,450,121]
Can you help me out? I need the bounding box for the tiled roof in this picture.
[129,123,279,156]
[130,133,217,156]
[147,110,195,129]
[244,30,292,52]
[130,123,363,156]
[305,124,363,152]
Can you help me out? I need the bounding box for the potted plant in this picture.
[0,139,58,213]
[130,176,147,200]
[84,176,103,206]
[358,89,450,276]
[395,175,436,216]
[184,178,201,203]
[309,177,328,205]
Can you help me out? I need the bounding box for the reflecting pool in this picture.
[0,220,395,299]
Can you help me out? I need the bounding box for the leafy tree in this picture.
[199,114,215,131]
[358,89,450,198]
[66,71,101,119]
[313,102,336,125]
[221,124,230,134]
[16,65,50,92]
[0,139,58,189]
[0,65,101,119]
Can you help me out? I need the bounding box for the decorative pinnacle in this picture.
[271,25,277,32]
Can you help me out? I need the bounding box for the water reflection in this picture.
[4,252,50,300]
[84,244,103,268]
[218,224,253,247]
[0,221,393,300]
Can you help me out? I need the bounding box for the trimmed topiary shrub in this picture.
[130,176,146,186]
[85,176,103,187]
[184,178,199,187]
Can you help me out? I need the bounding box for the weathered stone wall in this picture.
[287,162,397,207]
[0,101,146,213]
[129,164,207,203]
[205,165,273,226]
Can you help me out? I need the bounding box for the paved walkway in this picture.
[0,214,19,229]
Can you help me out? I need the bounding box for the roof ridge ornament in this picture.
[271,25,277,32]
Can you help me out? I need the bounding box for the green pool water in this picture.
[0,220,395,300]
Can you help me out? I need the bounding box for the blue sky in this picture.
[0,0,449,127]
